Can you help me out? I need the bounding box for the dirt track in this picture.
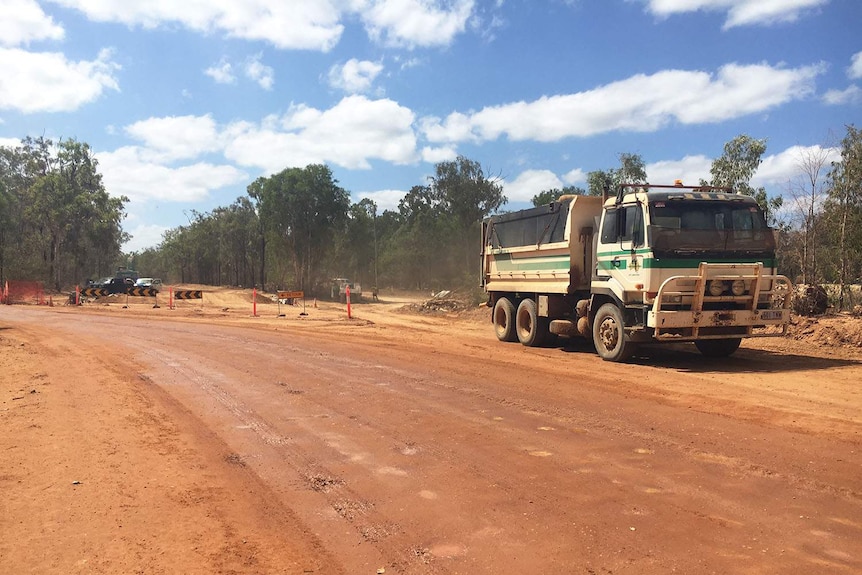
[2,288,861,574]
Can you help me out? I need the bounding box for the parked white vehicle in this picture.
[134,277,163,290]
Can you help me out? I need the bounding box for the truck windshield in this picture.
[648,199,775,258]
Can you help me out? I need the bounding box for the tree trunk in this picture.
[839,198,848,310]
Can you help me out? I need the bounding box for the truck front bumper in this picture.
[646,262,792,340]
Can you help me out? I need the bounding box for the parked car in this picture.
[134,277,162,291]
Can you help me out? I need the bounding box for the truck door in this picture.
[598,203,646,294]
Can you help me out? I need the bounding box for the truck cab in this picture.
[591,185,790,360]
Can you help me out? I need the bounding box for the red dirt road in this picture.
[2,291,861,574]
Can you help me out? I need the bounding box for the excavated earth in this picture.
[1,286,861,575]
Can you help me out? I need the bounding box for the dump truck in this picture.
[480,183,793,361]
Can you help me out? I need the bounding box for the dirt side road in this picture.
[2,292,861,574]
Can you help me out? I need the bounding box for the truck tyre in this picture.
[516,298,547,347]
[592,303,635,362]
[493,297,518,342]
[694,338,742,357]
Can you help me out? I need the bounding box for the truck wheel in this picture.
[516,298,547,347]
[694,338,741,357]
[493,297,517,342]
[592,303,635,362]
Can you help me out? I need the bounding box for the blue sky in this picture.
[1,0,860,252]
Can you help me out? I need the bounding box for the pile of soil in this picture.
[787,314,862,348]
[399,291,476,315]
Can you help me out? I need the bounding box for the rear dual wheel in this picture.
[516,298,548,347]
[493,297,517,342]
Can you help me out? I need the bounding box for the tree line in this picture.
[108,156,506,298]
[1,127,860,307]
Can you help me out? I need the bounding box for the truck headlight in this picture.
[708,280,725,296]
[731,279,746,296]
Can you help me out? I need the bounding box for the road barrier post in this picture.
[169,287,173,310]
[346,285,352,319]
[253,287,258,317]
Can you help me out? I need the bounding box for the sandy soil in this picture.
[1,286,861,574]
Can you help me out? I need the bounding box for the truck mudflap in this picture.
[647,262,792,340]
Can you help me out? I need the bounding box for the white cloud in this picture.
[124,115,223,161]
[0,47,120,113]
[50,0,477,52]
[223,95,418,172]
[358,0,475,48]
[244,54,274,90]
[110,97,421,190]
[420,112,478,144]
[562,168,587,185]
[422,62,824,144]
[753,144,840,186]
[470,4,506,43]
[97,146,248,203]
[327,58,384,93]
[205,55,273,89]
[0,137,22,148]
[823,85,862,106]
[504,169,563,202]
[355,188,407,211]
[50,0,345,51]
[421,145,457,163]
[122,223,170,252]
[205,58,236,84]
[644,0,829,29]
[646,155,713,185]
[848,51,862,80]
[397,56,423,71]
[0,0,64,47]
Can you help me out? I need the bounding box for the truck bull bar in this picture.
[648,262,792,340]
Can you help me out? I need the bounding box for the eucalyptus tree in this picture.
[430,155,506,276]
[706,135,783,225]
[246,176,268,286]
[531,185,585,207]
[393,184,452,288]
[786,145,833,284]
[335,198,377,287]
[217,196,260,286]
[0,137,127,289]
[587,153,647,197]
[255,164,350,292]
[824,125,862,308]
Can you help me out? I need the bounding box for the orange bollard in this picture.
[346,285,352,319]
[253,287,258,317]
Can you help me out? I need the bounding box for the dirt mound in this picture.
[787,314,862,348]
[398,290,487,320]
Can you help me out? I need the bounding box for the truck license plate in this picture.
[760,310,783,320]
